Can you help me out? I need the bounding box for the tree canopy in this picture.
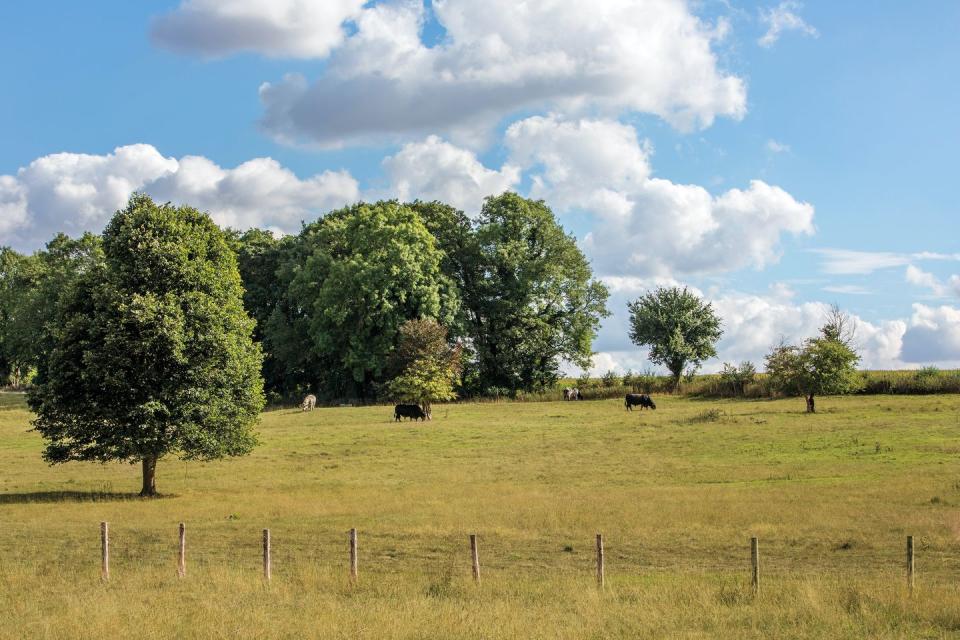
[461,193,609,394]
[627,286,723,389]
[279,201,456,399]
[765,310,862,412]
[28,194,265,495]
[386,318,462,413]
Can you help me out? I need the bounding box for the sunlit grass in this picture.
[2,392,959,638]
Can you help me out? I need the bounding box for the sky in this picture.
[1,1,959,374]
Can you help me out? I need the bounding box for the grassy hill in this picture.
[2,392,959,638]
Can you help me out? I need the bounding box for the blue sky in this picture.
[2,1,958,371]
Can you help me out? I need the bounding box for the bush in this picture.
[600,370,621,387]
[718,361,756,397]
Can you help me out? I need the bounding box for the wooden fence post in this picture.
[177,522,186,578]
[470,534,481,584]
[596,533,605,588]
[263,529,271,582]
[907,535,915,594]
[349,528,358,582]
[100,521,109,581]
[750,537,759,594]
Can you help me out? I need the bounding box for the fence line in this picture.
[83,524,923,595]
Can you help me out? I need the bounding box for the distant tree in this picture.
[228,229,293,398]
[28,195,265,496]
[460,193,609,394]
[281,201,456,399]
[627,287,723,391]
[719,361,756,397]
[601,370,621,387]
[0,235,103,387]
[386,319,462,415]
[765,310,862,412]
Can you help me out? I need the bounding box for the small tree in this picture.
[601,370,621,388]
[386,319,461,416]
[765,313,862,412]
[29,195,265,496]
[719,361,756,397]
[627,287,723,391]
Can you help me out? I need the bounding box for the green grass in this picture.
[2,392,960,638]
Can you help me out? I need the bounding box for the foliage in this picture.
[28,195,265,495]
[627,287,723,389]
[765,313,862,411]
[0,235,104,387]
[718,361,756,396]
[267,201,458,397]
[600,370,621,387]
[462,193,609,394]
[386,319,462,410]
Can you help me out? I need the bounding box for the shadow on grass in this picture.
[0,491,176,504]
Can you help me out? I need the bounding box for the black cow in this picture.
[394,403,428,422]
[625,393,656,411]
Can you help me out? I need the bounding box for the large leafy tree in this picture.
[627,287,723,390]
[454,193,609,394]
[280,201,456,398]
[28,195,265,496]
[765,309,862,412]
[0,235,103,386]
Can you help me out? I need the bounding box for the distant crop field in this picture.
[2,392,959,639]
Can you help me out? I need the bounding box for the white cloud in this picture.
[901,304,960,363]
[758,1,818,48]
[151,0,367,59]
[822,284,872,295]
[578,288,911,376]
[256,0,746,146]
[0,144,359,249]
[0,176,29,237]
[905,265,960,299]
[504,115,814,277]
[766,139,790,153]
[379,136,520,215]
[813,249,960,275]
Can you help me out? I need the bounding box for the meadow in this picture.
[1,391,959,639]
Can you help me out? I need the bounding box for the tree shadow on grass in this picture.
[0,491,176,504]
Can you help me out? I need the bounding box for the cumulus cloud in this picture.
[905,265,960,299]
[151,0,367,59]
[255,0,746,146]
[758,1,818,48]
[0,144,359,249]
[379,136,520,214]
[901,304,960,363]
[504,115,814,277]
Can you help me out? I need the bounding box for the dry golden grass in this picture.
[2,392,959,638]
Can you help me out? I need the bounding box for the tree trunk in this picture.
[140,456,158,497]
[805,394,816,413]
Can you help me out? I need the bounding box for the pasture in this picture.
[1,392,959,639]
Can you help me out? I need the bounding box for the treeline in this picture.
[1,193,610,403]
[564,367,960,400]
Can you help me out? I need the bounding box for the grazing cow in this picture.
[563,387,572,400]
[394,403,428,422]
[571,387,583,401]
[625,393,656,411]
[301,394,317,411]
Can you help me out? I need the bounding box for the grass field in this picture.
[2,391,959,639]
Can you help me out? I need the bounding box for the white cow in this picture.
[301,394,317,411]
